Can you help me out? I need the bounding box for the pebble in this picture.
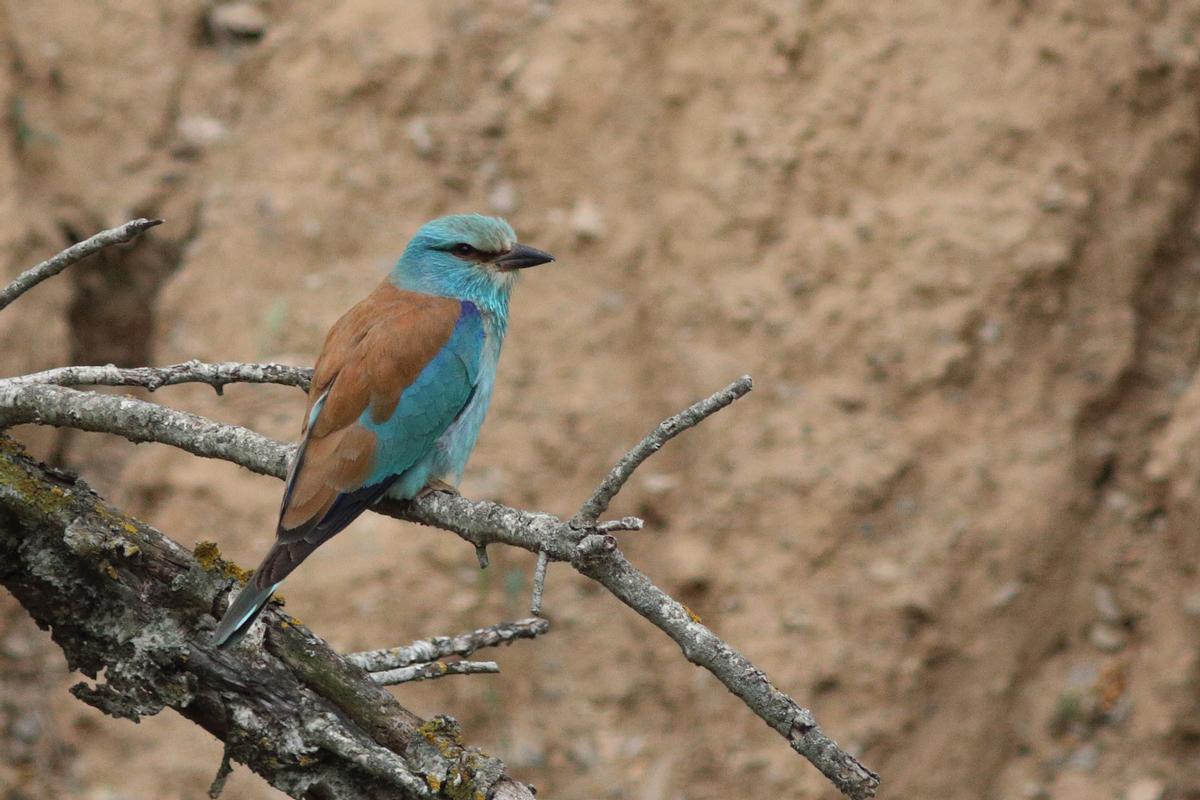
[1093,585,1124,623]
[570,199,605,240]
[866,559,903,584]
[488,180,519,215]
[1125,778,1166,800]
[640,472,680,494]
[176,115,228,150]
[1182,591,1200,618]
[0,632,36,659]
[406,117,435,158]
[1089,622,1127,653]
[208,3,268,40]
[988,580,1023,610]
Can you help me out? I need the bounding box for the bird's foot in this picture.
[415,478,460,500]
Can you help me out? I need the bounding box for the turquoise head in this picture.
[390,215,554,315]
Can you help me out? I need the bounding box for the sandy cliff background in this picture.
[2,2,1200,798]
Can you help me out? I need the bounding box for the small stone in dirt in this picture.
[570,199,605,241]
[407,117,435,159]
[1182,591,1200,618]
[1093,584,1123,623]
[207,3,268,41]
[988,580,1023,610]
[1125,778,1166,800]
[177,115,228,151]
[1089,622,1127,653]
[489,180,519,215]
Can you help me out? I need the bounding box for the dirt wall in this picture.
[2,2,1200,798]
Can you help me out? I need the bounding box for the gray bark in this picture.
[0,435,533,800]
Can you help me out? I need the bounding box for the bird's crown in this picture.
[408,214,517,256]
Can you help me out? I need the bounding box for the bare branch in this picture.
[371,660,500,686]
[5,360,312,394]
[530,550,549,616]
[347,618,550,673]
[572,375,754,525]
[0,376,880,798]
[0,382,291,477]
[0,218,163,312]
[208,745,234,799]
[596,516,644,533]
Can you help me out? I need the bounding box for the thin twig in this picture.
[0,218,163,312]
[370,660,499,686]
[596,516,644,533]
[207,744,234,799]
[0,377,880,799]
[4,360,312,394]
[530,550,549,616]
[571,375,754,526]
[347,618,550,673]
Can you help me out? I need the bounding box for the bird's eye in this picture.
[451,243,476,257]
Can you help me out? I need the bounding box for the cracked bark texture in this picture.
[0,436,532,800]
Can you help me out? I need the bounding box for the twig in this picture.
[347,618,550,673]
[4,360,312,394]
[530,550,549,616]
[571,375,754,526]
[0,218,163,312]
[208,744,234,799]
[0,377,880,799]
[596,516,644,533]
[371,660,499,686]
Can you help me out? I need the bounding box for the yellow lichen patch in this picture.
[193,540,253,583]
[426,775,442,793]
[121,542,140,558]
[683,604,702,623]
[0,444,73,517]
[193,540,222,569]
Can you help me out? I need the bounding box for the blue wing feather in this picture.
[360,301,483,491]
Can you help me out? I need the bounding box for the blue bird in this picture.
[212,214,554,647]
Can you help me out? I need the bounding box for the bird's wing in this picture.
[257,282,484,587]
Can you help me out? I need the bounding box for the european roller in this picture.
[212,214,554,647]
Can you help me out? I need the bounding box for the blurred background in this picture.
[1,1,1199,798]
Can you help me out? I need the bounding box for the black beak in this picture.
[495,243,555,271]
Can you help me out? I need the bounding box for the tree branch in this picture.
[5,360,312,394]
[0,437,533,799]
[347,618,550,673]
[0,377,880,798]
[371,660,500,687]
[0,218,163,311]
[0,382,292,476]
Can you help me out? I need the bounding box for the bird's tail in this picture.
[212,578,280,648]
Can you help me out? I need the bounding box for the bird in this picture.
[212,214,554,647]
